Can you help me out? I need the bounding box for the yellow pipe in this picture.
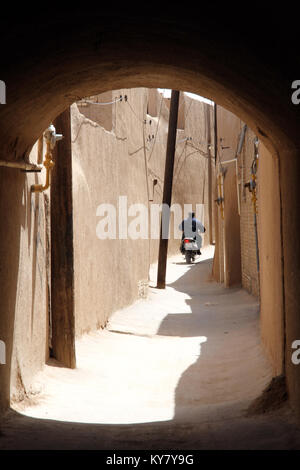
[251,174,258,214]
[221,173,224,219]
[31,141,55,192]
[218,173,224,219]
[251,156,259,214]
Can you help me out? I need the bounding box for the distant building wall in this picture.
[77,91,113,131]
[257,143,284,375]
[239,125,260,296]
[5,88,214,401]
[213,106,242,287]
[6,140,50,402]
[212,106,284,376]
[72,88,213,336]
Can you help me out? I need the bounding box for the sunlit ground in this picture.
[13,245,272,427]
[12,249,213,424]
[6,246,300,450]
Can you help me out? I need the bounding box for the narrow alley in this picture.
[2,8,300,458]
[1,246,300,450]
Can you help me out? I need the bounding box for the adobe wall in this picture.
[0,87,213,407]
[147,90,214,261]
[77,91,113,131]
[72,90,150,335]
[212,106,284,376]
[213,106,261,293]
[72,88,213,336]
[1,91,284,410]
[257,143,284,375]
[0,142,50,407]
[213,106,242,287]
[0,8,299,421]
[239,126,260,297]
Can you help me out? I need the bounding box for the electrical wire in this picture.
[128,145,149,157]
[126,99,147,125]
[186,141,210,158]
[202,158,207,204]
[176,137,189,145]
[184,98,194,122]
[147,168,164,196]
[147,91,164,163]
[173,141,188,185]
[71,119,98,144]
[80,96,123,106]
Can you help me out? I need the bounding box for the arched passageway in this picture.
[0,9,300,425]
[3,248,300,450]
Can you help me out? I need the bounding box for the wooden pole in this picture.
[157,90,180,289]
[50,108,76,368]
[214,103,218,166]
[206,105,213,244]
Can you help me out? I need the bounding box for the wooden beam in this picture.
[157,90,180,289]
[50,108,76,368]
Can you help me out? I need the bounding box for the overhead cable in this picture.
[80,96,123,106]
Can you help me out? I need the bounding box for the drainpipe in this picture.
[31,124,63,192]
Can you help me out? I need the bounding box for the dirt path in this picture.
[1,246,300,449]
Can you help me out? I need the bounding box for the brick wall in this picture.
[239,125,260,297]
[214,106,259,296]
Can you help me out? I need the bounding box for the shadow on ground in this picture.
[1,257,300,450]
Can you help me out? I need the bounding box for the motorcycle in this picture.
[180,237,200,264]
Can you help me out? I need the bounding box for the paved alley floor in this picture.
[1,246,300,449]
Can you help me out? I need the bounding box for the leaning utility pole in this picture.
[157,90,180,289]
[214,103,218,166]
[206,105,213,244]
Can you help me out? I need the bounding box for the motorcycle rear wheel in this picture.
[185,252,193,264]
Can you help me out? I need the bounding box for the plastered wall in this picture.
[257,143,284,375]
[0,90,286,413]
[0,88,213,405]
[213,106,242,287]
[0,141,50,405]
[239,125,260,297]
[212,106,284,376]
[72,88,214,336]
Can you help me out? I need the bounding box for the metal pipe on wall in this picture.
[0,160,42,171]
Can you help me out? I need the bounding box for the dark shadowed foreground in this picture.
[1,248,300,449]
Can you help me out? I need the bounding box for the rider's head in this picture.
[189,211,195,218]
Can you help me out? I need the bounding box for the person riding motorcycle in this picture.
[179,212,206,255]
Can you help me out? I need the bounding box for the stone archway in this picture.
[0,10,300,418]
